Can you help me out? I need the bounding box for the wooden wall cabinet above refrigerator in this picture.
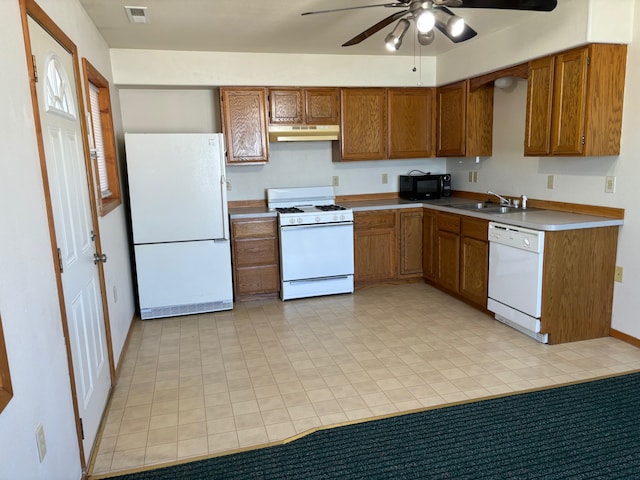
[220,87,269,164]
[269,87,340,125]
[436,79,494,158]
[524,43,627,157]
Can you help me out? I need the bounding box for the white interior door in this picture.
[29,17,110,461]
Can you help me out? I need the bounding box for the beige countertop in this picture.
[230,197,623,231]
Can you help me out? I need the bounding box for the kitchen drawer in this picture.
[232,218,277,239]
[235,265,280,295]
[234,238,278,266]
[437,213,461,234]
[461,217,488,241]
[355,210,396,230]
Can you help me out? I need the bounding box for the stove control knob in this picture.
[289,218,295,225]
[297,217,303,224]
[315,216,321,223]
[333,215,338,222]
[340,214,345,221]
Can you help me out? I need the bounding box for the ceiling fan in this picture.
[302,0,558,51]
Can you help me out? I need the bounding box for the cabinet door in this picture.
[339,88,387,161]
[437,230,460,292]
[220,87,269,164]
[231,217,280,297]
[525,56,554,156]
[388,88,435,159]
[354,211,396,282]
[550,47,588,155]
[269,88,304,124]
[436,81,466,157]
[305,88,339,125]
[422,209,437,281]
[399,209,423,277]
[466,83,493,157]
[460,236,488,307]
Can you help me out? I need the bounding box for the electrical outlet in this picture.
[547,175,555,189]
[332,176,339,187]
[614,266,624,282]
[381,173,388,184]
[36,424,47,462]
[473,171,478,183]
[226,180,232,191]
[468,171,473,182]
[605,176,616,193]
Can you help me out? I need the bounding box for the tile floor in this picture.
[89,283,640,477]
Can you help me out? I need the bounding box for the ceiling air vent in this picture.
[124,6,150,24]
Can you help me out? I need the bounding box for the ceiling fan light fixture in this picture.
[417,30,435,46]
[434,9,465,38]
[415,9,435,33]
[385,18,410,51]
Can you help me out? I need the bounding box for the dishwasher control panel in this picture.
[488,222,545,253]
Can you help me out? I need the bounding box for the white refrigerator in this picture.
[125,133,233,319]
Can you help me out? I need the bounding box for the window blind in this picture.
[89,83,111,198]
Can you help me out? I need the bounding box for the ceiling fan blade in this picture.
[455,0,557,11]
[302,3,405,16]
[342,10,410,46]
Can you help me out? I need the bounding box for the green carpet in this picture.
[104,372,640,479]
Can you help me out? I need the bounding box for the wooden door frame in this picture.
[18,0,115,472]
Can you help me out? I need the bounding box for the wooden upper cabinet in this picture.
[220,87,269,164]
[338,88,387,161]
[525,56,555,155]
[268,87,339,125]
[269,88,304,124]
[388,88,435,159]
[305,88,340,124]
[525,44,627,157]
[436,80,493,157]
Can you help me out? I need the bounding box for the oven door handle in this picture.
[280,221,353,231]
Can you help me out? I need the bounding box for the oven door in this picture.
[280,221,354,282]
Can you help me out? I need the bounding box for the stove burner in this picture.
[315,204,346,211]
[276,207,304,214]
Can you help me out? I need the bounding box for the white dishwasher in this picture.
[487,222,548,343]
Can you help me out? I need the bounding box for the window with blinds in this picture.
[89,83,111,199]
[82,58,121,216]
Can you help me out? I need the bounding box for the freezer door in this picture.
[134,241,233,319]
[125,133,228,243]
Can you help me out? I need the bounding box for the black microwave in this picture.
[399,173,451,200]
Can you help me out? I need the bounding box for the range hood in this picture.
[268,125,340,142]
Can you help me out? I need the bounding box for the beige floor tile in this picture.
[92,283,640,476]
[144,443,177,465]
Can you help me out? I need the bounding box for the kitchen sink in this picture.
[447,203,539,214]
[448,202,512,213]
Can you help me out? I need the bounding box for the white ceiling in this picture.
[78,0,558,57]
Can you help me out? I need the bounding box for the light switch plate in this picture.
[615,266,624,282]
[381,173,388,184]
[332,176,339,187]
[547,175,555,189]
[605,176,616,193]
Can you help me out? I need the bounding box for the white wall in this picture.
[0,0,135,478]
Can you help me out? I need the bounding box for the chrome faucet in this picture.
[487,191,511,206]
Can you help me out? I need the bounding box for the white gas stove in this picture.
[267,186,354,301]
[267,186,354,226]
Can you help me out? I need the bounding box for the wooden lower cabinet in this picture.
[354,208,424,285]
[422,209,437,281]
[231,217,280,298]
[540,226,618,344]
[433,212,489,308]
[459,217,489,307]
[399,209,423,277]
[354,210,397,283]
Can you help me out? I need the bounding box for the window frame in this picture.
[81,58,121,216]
[0,314,13,413]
